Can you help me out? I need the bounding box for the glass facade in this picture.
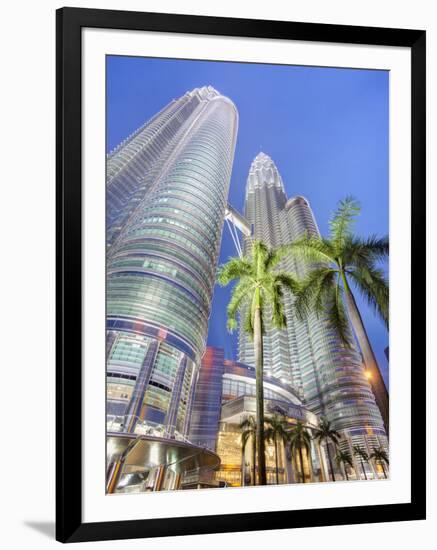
[189,347,305,451]
[106,87,239,438]
[188,347,225,451]
[238,153,388,461]
[190,347,323,486]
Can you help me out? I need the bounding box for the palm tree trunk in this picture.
[254,304,267,485]
[298,446,306,483]
[286,445,295,483]
[344,464,349,481]
[325,442,336,482]
[360,458,367,480]
[274,435,279,484]
[341,272,389,436]
[380,461,387,479]
[316,441,327,482]
[308,444,315,482]
[252,433,256,486]
[241,444,245,487]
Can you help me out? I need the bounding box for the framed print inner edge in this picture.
[56,7,426,543]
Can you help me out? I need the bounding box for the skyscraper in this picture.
[239,152,388,461]
[189,346,324,485]
[106,86,238,438]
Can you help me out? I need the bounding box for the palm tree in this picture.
[313,418,341,482]
[370,446,389,479]
[240,416,257,486]
[288,197,389,434]
[265,413,289,484]
[287,421,312,483]
[218,241,300,485]
[335,449,354,481]
[353,445,370,480]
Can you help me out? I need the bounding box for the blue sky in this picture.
[107,55,389,386]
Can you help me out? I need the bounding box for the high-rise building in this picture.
[189,347,325,486]
[238,152,388,463]
[106,86,238,440]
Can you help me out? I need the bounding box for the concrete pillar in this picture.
[123,340,159,433]
[173,472,182,490]
[181,362,198,436]
[106,459,123,494]
[165,356,187,436]
[153,465,167,491]
[106,438,140,493]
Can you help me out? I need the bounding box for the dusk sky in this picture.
[107,55,389,387]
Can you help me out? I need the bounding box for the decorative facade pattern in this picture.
[238,153,388,458]
[106,87,238,438]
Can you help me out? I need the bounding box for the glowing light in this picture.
[364,370,372,379]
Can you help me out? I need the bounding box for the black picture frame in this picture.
[56,6,426,543]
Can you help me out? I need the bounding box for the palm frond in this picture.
[294,268,351,347]
[241,291,266,337]
[243,306,254,337]
[226,279,253,333]
[273,271,301,295]
[369,447,389,465]
[380,449,389,465]
[326,279,351,347]
[265,413,288,433]
[240,416,256,431]
[219,240,300,343]
[287,234,336,265]
[293,267,336,321]
[241,430,252,451]
[252,240,270,275]
[265,245,288,271]
[217,257,252,286]
[343,235,389,267]
[353,445,369,461]
[348,264,389,328]
[263,427,274,443]
[287,421,312,453]
[336,450,353,467]
[313,418,341,446]
[329,196,360,251]
[262,271,300,328]
[314,269,338,314]
[261,277,286,329]
[271,286,287,329]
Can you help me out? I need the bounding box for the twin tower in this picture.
[106,86,387,452]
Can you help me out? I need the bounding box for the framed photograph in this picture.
[56,7,426,543]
